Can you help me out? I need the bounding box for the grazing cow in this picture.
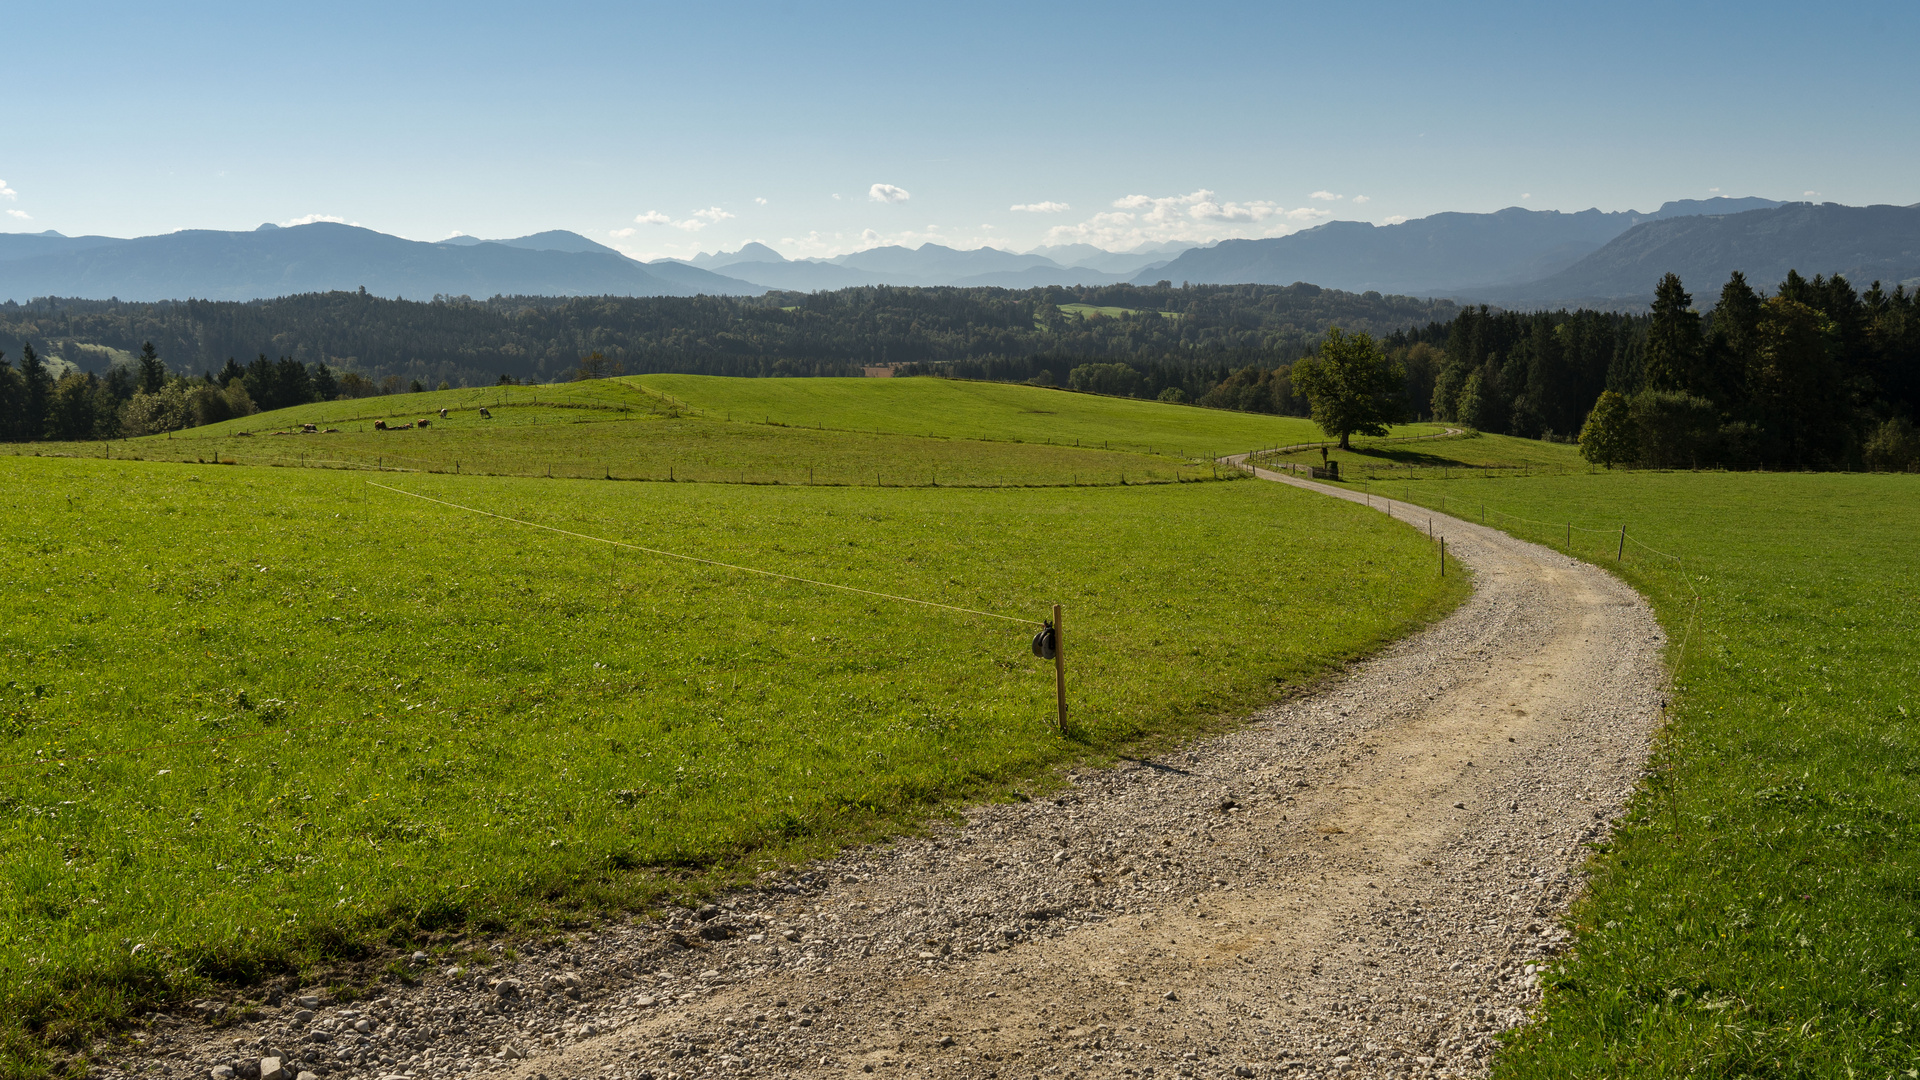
[478,408,492,419]
[374,420,388,431]
[302,424,318,433]
[323,428,341,434]
[438,408,448,419]
[417,419,431,428]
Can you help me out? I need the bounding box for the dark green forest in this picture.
[0,283,1453,388]
[2,273,1914,467]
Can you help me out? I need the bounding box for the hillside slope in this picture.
[1486,201,1920,305]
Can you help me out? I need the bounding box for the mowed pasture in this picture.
[8,376,1369,486]
[1252,429,1587,480]
[23,409,1195,488]
[0,430,1463,1071]
[633,374,1448,456]
[1375,469,1920,1077]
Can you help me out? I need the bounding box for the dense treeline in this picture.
[0,282,1457,393]
[920,271,1920,470]
[1387,270,1918,468]
[7,271,1910,466]
[1567,271,1920,469]
[0,341,364,442]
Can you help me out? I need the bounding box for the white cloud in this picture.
[1520,193,1531,200]
[446,230,469,238]
[634,207,734,232]
[6,209,30,220]
[1309,190,1343,201]
[1383,215,1409,225]
[1709,187,1721,193]
[0,179,15,200]
[1046,189,1329,249]
[754,196,768,205]
[868,183,911,203]
[1803,190,1819,197]
[1351,195,1370,205]
[609,227,637,238]
[282,213,354,226]
[1010,201,1071,213]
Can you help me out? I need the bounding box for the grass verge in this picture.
[1380,468,1920,1077]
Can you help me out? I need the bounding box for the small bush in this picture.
[1862,416,1919,472]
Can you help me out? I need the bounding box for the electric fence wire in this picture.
[368,481,1043,626]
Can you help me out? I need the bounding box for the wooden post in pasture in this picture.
[1617,526,1626,562]
[1566,522,1571,551]
[1052,604,1068,735]
[1440,538,1446,577]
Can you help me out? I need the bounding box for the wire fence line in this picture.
[366,481,1045,626]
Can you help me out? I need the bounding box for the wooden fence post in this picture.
[1052,604,1068,735]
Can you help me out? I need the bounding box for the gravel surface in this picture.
[108,470,1666,1080]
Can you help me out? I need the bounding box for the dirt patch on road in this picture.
[113,473,1665,1080]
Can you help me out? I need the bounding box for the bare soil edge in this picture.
[105,466,1666,1080]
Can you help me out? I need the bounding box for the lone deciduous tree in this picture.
[1578,390,1636,468]
[1291,327,1405,450]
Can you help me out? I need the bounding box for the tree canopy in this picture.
[1290,327,1406,449]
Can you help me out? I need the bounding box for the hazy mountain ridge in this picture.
[1477,202,1920,305]
[671,240,1180,291]
[4,196,1904,308]
[1137,197,1785,295]
[0,223,763,302]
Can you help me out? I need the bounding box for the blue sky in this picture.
[4,0,1916,259]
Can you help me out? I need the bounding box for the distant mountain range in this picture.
[671,239,1187,291]
[2,197,1914,309]
[0,224,764,302]
[1476,202,1920,306]
[1140,197,1785,295]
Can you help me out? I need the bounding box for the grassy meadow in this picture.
[634,374,1447,456]
[1366,467,1920,1077]
[0,380,1466,1078]
[1251,428,1587,480]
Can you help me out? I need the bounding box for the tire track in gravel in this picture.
[124,468,1666,1080]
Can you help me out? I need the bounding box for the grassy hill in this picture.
[18,376,1449,486]
[0,378,1464,1075]
[634,374,1445,456]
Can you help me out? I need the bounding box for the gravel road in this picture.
[116,468,1666,1080]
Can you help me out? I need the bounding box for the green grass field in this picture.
[1251,429,1586,480]
[16,376,1423,487]
[24,412,1199,487]
[634,374,1444,457]
[1371,468,1920,1077]
[1055,303,1179,321]
[0,380,1466,1078]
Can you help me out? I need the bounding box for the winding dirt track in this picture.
[127,467,1667,1080]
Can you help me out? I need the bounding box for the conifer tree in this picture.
[19,343,53,440]
[137,341,166,395]
[1644,273,1707,397]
